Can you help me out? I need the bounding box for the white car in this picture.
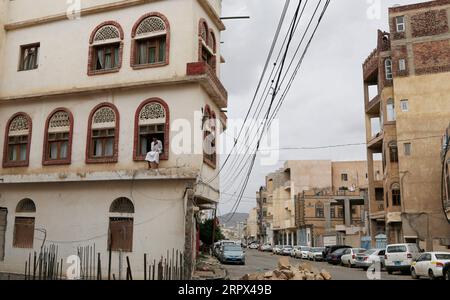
[273,245,283,255]
[340,248,367,267]
[385,243,421,274]
[248,243,259,250]
[355,249,386,270]
[411,252,450,279]
[293,246,311,259]
[307,247,325,261]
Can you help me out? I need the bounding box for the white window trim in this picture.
[396,16,405,33]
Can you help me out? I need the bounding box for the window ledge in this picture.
[131,62,168,70]
[203,157,217,169]
[42,159,72,166]
[88,68,121,76]
[86,157,118,164]
[2,161,29,168]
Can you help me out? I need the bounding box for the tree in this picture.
[199,218,224,246]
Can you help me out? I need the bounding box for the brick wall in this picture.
[391,45,409,77]
[413,39,450,75]
[411,9,449,38]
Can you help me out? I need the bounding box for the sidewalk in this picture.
[192,254,228,280]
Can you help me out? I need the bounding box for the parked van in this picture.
[385,243,421,274]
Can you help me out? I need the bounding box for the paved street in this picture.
[223,250,414,280]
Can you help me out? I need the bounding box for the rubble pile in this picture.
[240,257,332,281]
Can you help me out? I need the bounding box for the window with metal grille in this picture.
[341,174,348,182]
[110,198,135,213]
[19,43,39,71]
[13,217,35,249]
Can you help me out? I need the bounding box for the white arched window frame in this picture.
[385,58,393,80]
[5,114,31,167]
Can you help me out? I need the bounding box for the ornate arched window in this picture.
[203,105,217,168]
[131,13,170,69]
[43,108,73,165]
[88,21,124,75]
[133,98,170,161]
[14,198,36,249]
[391,183,401,206]
[109,197,134,252]
[198,19,217,71]
[86,103,119,163]
[3,113,32,168]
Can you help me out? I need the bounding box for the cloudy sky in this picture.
[217,0,428,215]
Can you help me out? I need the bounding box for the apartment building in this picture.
[244,208,258,243]
[0,0,227,278]
[258,160,382,248]
[363,0,450,250]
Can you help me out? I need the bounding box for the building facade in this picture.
[0,0,227,279]
[244,207,258,243]
[258,160,382,248]
[363,0,450,250]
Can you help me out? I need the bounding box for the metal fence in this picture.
[21,244,185,280]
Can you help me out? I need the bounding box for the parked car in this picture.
[340,248,367,267]
[355,249,386,270]
[299,246,311,259]
[248,243,259,250]
[327,248,348,265]
[219,245,246,265]
[307,247,325,261]
[273,245,283,255]
[385,243,421,274]
[293,246,310,259]
[291,246,301,257]
[324,245,351,262]
[260,244,273,252]
[410,252,450,280]
[281,245,293,256]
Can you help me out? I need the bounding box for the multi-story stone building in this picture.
[0,0,227,278]
[293,161,382,247]
[244,207,258,243]
[259,160,382,248]
[363,0,450,250]
[256,186,271,244]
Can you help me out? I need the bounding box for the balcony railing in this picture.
[363,48,378,81]
[186,62,228,108]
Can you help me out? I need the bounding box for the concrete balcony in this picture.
[283,180,291,190]
[0,167,199,184]
[367,132,384,151]
[186,62,228,109]
[363,48,379,82]
[336,225,364,235]
[366,94,381,114]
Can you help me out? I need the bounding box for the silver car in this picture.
[355,249,386,270]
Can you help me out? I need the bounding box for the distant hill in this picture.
[218,213,249,228]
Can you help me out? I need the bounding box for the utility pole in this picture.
[211,204,217,247]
